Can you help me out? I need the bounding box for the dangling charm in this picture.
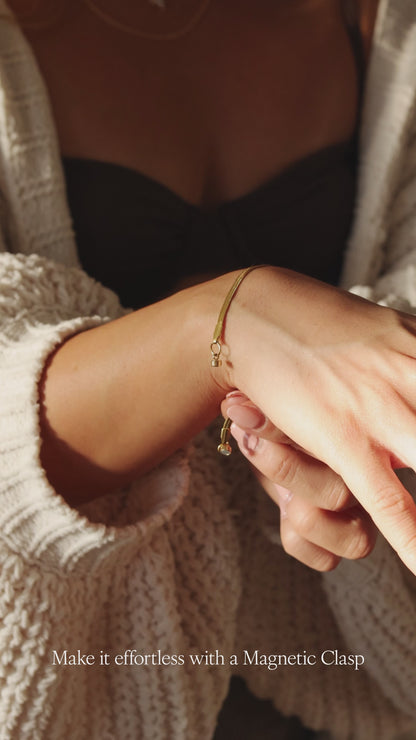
[210,340,222,368]
[217,417,233,456]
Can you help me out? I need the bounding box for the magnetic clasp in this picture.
[217,441,232,456]
[217,417,232,456]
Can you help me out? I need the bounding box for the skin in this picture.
[11,0,407,578]
[219,267,416,574]
[19,0,364,206]
[221,392,378,571]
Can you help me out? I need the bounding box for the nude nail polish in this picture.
[242,432,259,454]
[227,404,266,431]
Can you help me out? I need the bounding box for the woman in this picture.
[1,0,416,738]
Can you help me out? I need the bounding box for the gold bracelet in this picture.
[211,265,266,455]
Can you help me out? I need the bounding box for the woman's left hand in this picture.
[221,392,377,571]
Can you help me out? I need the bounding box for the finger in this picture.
[259,473,376,560]
[230,423,355,511]
[337,443,416,575]
[280,517,341,572]
[282,496,376,560]
[372,396,416,472]
[221,393,291,444]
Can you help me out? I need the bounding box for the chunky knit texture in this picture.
[1,1,416,738]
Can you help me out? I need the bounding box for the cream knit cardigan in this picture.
[1,1,416,739]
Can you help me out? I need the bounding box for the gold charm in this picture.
[210,340,222,367]
[217,417,232,456]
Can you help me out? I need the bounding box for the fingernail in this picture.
[229,423,260,456]
[275,484,292,502]
[227,404,267,431]
[274,484,293,519]
[243,432,259,454]
[225,390,247,400]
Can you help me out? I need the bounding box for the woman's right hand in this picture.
[221,392,377,572]
[217,266,416,575]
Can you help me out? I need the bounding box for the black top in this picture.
[63,1,365,309]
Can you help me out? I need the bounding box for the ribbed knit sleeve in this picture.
[322,533,416,719]
[339,0,416,292]
[340,72,416,718]
[224,473,414,740]
[332,16,416,717]
[347,111,416,311]
[0,252,189,575]
[352,115,416,313]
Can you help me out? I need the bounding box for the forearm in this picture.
[38,260,416,581]
[37,265,343,505]
[39,272,238,505]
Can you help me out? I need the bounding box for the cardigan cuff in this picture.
[0,313,189,576]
